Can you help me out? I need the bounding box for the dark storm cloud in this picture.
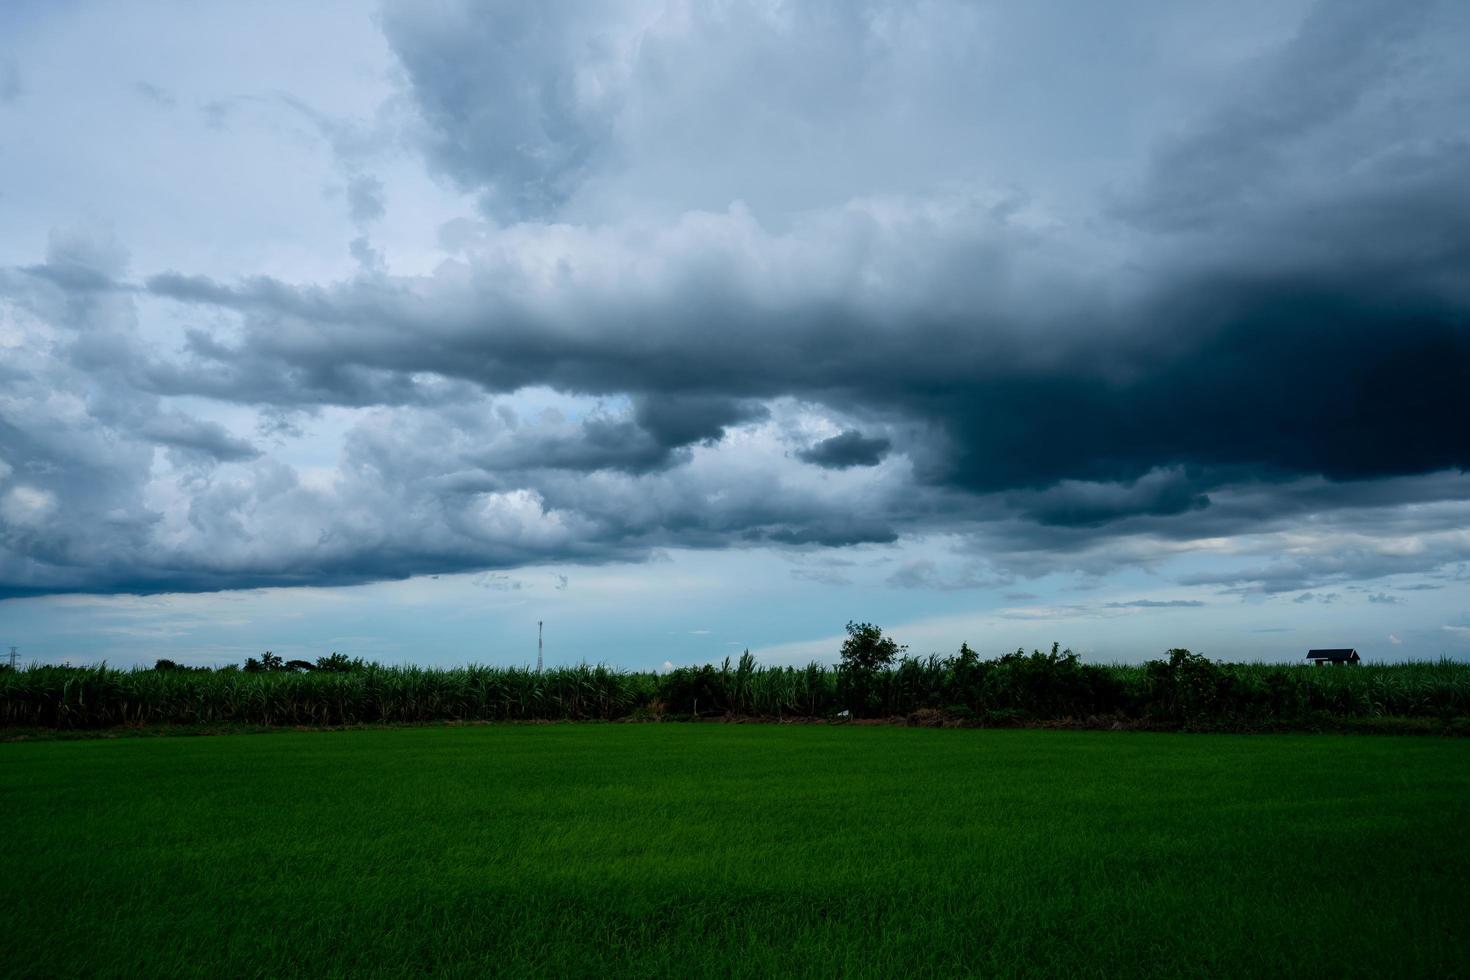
[1010,468,1211,528]
[138,0,1470,506]
[143,154,1470,502]
[941,273,1468,494]
[937,470,1470,586]
[632,395,768,452]
[121,107,1470,590]
[504,416,676,474]
[3,0,1469,600]
[465,402,758,476]
[763,520,897,548]
[797,430,891,469]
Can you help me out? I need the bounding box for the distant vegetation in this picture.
[2,624,1467,731]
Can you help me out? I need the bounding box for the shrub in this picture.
[657,664,728,717]
[1144,649,1237,724]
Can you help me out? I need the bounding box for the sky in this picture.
[1,0,1468,669]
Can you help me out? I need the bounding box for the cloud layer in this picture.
[1,0,1468,602]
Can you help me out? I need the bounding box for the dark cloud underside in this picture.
[797,430,891,469]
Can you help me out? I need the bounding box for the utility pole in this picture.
[6,646,17,670]
[536,621,543,674]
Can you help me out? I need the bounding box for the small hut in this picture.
[1306,648,1360,666]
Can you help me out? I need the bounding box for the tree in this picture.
[838,622,904,674]
[314,652,366,673]
[837,622,905,718]
[244,651,284,673]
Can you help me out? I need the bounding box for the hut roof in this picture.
[1306,648,1359,662]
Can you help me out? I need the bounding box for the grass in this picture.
[2,726,1467,978]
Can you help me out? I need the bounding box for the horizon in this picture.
[5,629,1455,672]
[2,1,1469,668]
[2,586,1457,672]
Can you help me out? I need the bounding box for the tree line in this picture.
[1,622,1466,730]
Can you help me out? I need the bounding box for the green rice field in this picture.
[2,725,1467,978]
